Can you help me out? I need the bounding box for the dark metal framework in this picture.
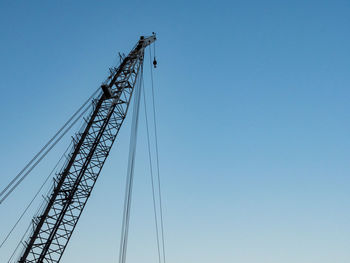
[18,35,156,263]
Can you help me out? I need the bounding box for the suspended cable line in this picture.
[0,88,100,204]
[0,103,92,204]
[149,45,167,263]
[7,220,31,263]
[118,65,143,263]
[142,76,162,263]
[0,142,72,252]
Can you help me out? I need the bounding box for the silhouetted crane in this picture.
[17,34,156,263]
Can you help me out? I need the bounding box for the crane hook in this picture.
[153,57,157,68]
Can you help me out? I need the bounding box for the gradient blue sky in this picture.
[0,0,350,262]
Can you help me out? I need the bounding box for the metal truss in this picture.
[17,35,156,263]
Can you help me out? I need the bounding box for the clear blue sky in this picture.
[0,0,350,262]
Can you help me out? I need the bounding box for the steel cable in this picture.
[0,89,100,204]
[142,76,162,263]
[149,46,167,263]
[118,66,143,263]
[0,142,72,255]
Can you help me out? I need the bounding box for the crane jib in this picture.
[17,34,156,263]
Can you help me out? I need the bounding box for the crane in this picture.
[16,34,156,263]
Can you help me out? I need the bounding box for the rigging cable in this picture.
[0,103,93,204]
[149,45,167,263]
[0,88,100,204]
[3,142,72,262]
[118,65,143,263]
[7,218,31,263]
[142,76,162,263]
[0,142,72,249]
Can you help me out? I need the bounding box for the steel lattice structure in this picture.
[18,35,156,263]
